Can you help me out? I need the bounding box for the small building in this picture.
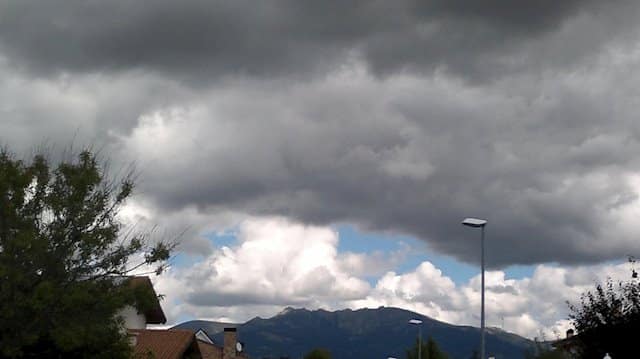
[118,276,167,330]
[552,329,579,357]
[196,328,249,359]
[119,276,248,359]
[130,329,202,359]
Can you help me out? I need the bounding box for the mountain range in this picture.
[173,306,535,359]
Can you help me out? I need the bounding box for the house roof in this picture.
[129,276,167,324]
[195,328,214,344]
[130,329,200,359]
[196,339,249,359]
[197,340,223,359]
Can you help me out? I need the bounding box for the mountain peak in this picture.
[175,306,534,358]
[276,306,299,316]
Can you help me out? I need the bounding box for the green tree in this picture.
[567,257,640,359]
[0,149,174,358]
[303,348,332,359]
[406,337,448,359]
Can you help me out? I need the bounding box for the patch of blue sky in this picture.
[171,223,541,283]
[168,252,193,268]
[170,229,240,269]
[336,224,403,254]
[336,224,477,284]
[501,257,632,281]
[207,229,238,249]
[335,224,538,285]
[502,264,535,280]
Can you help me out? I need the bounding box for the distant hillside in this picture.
[174,307,534,359]
[172,320,239,336]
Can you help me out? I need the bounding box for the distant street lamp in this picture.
[462,217,488,359]
[409,318,423,359]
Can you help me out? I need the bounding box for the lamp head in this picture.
[462,218,487,228]
[408,319,423,325]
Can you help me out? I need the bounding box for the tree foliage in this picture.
[406,337,449,359]
[0,149,174,358]
[567,257,640,359]
[303,348,332,359]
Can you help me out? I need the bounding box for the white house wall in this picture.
[118,305,147,330]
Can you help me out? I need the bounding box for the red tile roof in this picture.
[197,340,223,359]
[195,340,249,359]
[130,329,199,359]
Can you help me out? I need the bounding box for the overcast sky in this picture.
[2,0,640,338]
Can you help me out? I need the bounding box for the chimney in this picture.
[566,329,574,338]
[223,327,237,359]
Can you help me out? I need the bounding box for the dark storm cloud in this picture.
[111,65,640,267]
[2,0,640,267]
[0,0,365,79]
[415,0,597,29]
[0,0,629,81]
[187,291,309,307]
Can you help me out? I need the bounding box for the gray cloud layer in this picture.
[1,0,634,81]
[2,0,640,266]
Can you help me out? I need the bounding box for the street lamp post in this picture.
[462,217,488,359]
[409,319,422,359]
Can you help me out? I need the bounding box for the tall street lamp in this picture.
[462,217,488,359]
[409,318,422,359]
